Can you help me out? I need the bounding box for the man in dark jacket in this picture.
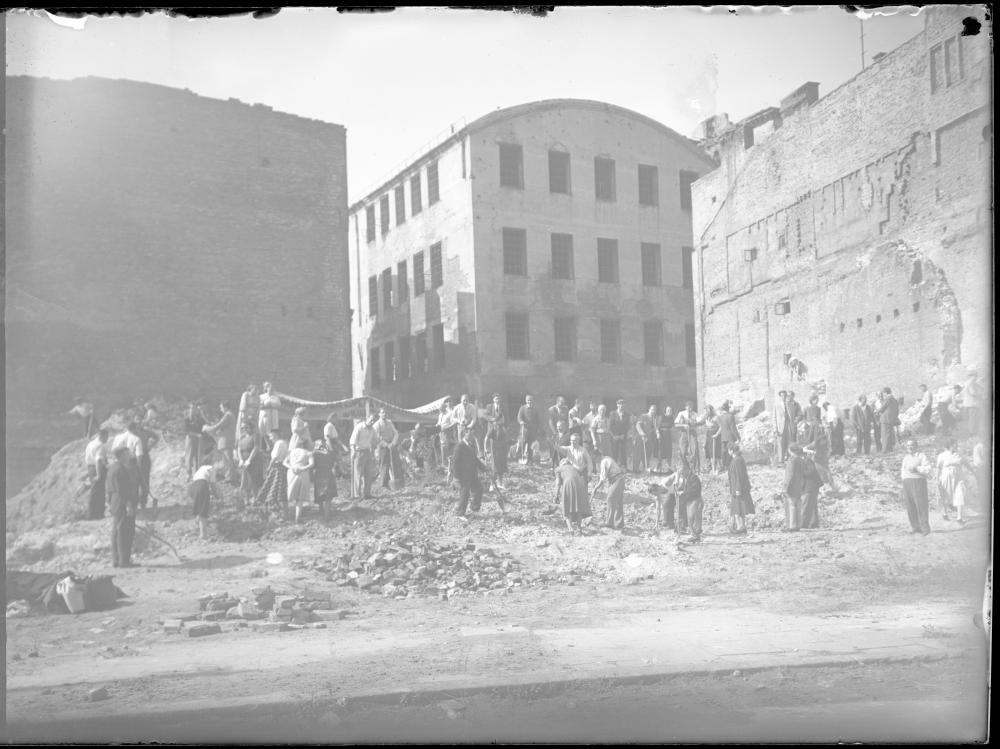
[783,443,807,531]
[878,387,900,453]
[453,430,506,519]
[106,446,140,567]
[850,395,872,455]
[716,402,740,470]
[516,395,540,465]
[609,400,632,470]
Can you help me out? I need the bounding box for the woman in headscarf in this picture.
[236,420,264,512]
[726,443,755,534]
[589,404,613,459]
[256,428,289,518]
[289,406,313,452]
[555,458,591,535]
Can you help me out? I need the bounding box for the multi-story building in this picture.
[348,99,716,416]
[4,76,351,414]
[691,6,992,409]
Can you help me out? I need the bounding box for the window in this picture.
[503,228,528,276]
[505,312,530,360]
[775,299,791,316]
[430,242,443,289]
[397,260,409,303]
[415,331,428,374]
[410,174,423,215]
[427,161,440,205]
[499,143,524,189]
[644,321,663,365]
[399,336,411,379]
[594,157,616,201]
[413,252,425,296]
[394,185,406,225]
[744,247,758,262]
[597,238,619,283]
[641,242,662,287]
[368,275,378,317]
[365,206,376,244]
[549,150,571,194]
[370,348,381,388]
[554,316,576,362]
[944,36,963,86]
[638,164,659,206]
[384,341,395,383]
[551,233,574,280]
[379,194,391,236]
[432,323,445,369]
[684,323,696,367]
[679,170,698,212]
[381,268,392,310]
[681,246,694,289]
[600,320,621,363]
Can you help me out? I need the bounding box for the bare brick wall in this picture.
[691,6,991,410]
[4,77,351,415]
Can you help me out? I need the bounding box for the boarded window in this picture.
[679,170,698,212]
[597,238,619,283]
[638,164,659,206]
[379,194,390,236]
[399,336,411,379]
[430,242,443,289]
[499,143,524,188]
[600,319,621,363]
[930,43,945,92]
[549,150,571,194]
[397,260,409,303]
[381,268,392,310]
[944,36,963,85]
[370,347,381,388]
[427,161,440,205]
[410,174,423,215]
[415,331,428,374]
[368,275,378,317]
[505,312,530,360]
[365,205,376,244]
[684,323,696,366]
[644,321,663,365]
[594,157,616,201]
[432,323,445,369]
[503,228,528,276]
[681,246,694,289]
[641,242,661,286]
[413,251,425,296]
[551,233,574,280]
[384,341,395,383]
[554,316,576,362]
[394,185,406,225]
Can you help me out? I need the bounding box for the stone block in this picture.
[187,623,222,638]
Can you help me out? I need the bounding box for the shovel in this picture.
[135,523,185,562]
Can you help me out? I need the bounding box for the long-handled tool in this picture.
[134,523,184,562]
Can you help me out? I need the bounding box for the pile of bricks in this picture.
[163,586,351,635]
[292,534,534,599]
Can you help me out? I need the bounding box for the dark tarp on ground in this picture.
[5,570,127,614]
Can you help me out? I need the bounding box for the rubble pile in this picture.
[736,412,776,464]
[293,533,538,599]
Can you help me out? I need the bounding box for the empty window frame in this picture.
[597,238,619,283]
[594,157,617,201]
[553,316,577,362]
[394,185,406,225]
[427,161,440,205]
[499,142,524,189]
[368,275,378,317]
[379,194,391,236]
[551,233,575,280]
[365,205,376,244]
[684,323,696,366]
[432,323,446,369]
[384,340,395,383]
[430,242,443,289]
[681,246,694,289]
[641,242,662,287]
[679,170,698,212]
[410,173,423,215]
[600,319,621,363]
[381,268,392,310]
[413,251,426,296]
[644,321,664,365]
[503,228,528,276]
[370,347,381,388]
[638,164,659,206]
[397,260,409,303]
[505,312,530,360]
[549,149,571,194]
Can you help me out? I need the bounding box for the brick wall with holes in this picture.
[4,77,351,413]
[691,6,991,411]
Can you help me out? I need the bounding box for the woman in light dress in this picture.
[283,443,315,524]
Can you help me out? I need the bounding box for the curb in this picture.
[3,651,960,736]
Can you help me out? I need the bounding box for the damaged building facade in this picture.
[690,6,992,410]
[349,99,716,413]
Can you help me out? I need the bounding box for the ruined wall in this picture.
[691,6,991,409]
[4,76,351,414]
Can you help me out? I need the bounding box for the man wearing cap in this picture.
[516,394,540,465]
[877,387,899,453]
[850,395,872,455]
[609,399,632,470]
[547,396,569,446]
[635,405,663,474]
[349,414,378,499]
[484,394,508,490]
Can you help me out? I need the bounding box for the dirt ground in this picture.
[5,411,992,726]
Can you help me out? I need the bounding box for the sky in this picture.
[5,6,926,202]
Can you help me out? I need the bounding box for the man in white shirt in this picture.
[373,409,401,489]
[349,414,378,499]
[84,429,111,519]
[112,422,144,462]
[674,403,701,472]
